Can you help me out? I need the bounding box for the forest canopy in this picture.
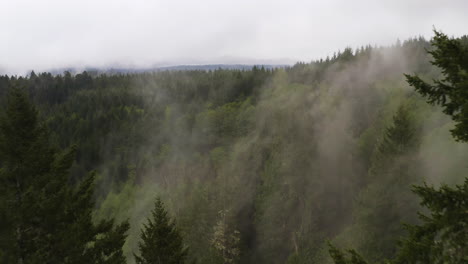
[0,31,467,264]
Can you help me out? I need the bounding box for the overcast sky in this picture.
[1,0,467,74]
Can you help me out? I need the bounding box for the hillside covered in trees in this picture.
[0,32,466,263]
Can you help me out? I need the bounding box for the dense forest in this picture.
[0,31,466,264]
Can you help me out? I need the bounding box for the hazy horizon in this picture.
[2,0,468,75]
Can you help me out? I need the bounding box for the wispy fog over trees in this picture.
[0,31,466,264]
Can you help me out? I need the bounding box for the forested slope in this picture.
[0,36,466,264]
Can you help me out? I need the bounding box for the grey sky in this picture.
[1,0,467,74]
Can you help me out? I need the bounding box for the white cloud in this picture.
[1,0,467,74]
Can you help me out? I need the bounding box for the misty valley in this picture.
[0,32,467,264]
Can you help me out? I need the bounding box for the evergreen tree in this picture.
[328,243,368,264]
[329,30,468,264]
[393,179,467,264]
[328,180,467,264]
[405,30,468,141]
[134,197,188,264]
[0,86,58,263]
[401,29,468,264]
[353,105,420,262]
[0,87,128,264]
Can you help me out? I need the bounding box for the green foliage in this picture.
[395,29,468,264]
[393,180,467,264]
[0,87,128,263]
[406,30,468,141]
[211,210,241,264]
[351,105,421,261]
[330,30,468,264]
[328,243,369,264]
[1,34,466,264]
[329,180,468,264]
[370,105,419,168]
[134,197,188,264]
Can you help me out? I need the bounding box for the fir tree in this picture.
[401,28,468,264]
[0,86,58,263]
[339,105,421,262]
[328,243,368,264]
[405,30,468,141]
[329,29,468,264]
[0,87,128,264]
[328,180,467,264]
[134,197,188,264]
[393,179,467,264]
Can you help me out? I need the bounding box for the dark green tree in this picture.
[328,243,368,264]
[134,197,188,264]
[0,86,59,263]
[328,180,467,264]
[393,179,467,264]
[329,30,468,264]
[0,87,128,264]
[405,30,468,141]
[401,29,468,264]
[350,105,420,262]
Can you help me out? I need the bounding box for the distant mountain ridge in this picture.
[44,64,290,76]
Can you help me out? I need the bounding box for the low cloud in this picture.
[1,0,467,74]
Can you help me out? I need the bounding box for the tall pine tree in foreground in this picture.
[405,30,468,142]
[134,197,188,264]
[328,30,468,264]
[0,87,129,264]
[399,29,468,264]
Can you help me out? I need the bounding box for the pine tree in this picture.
[328,180,467,264]
[344,105,421,262]
[329,29,468,264]
[0,86,57,263]
[134,197,188,264]
[401,29,468,264]
[405,30,468,141]
[328,243,368,264]
[393,179,467,264]
[0,87,128,264]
